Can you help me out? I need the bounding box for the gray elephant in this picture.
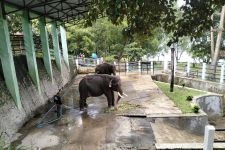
[79,74,126,110]
[95,63,116,75]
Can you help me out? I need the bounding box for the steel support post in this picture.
[0,3,22,108]
[51,22,62,72]
[22,10,41,94]
[60,25,69,68]
[39,17,53,82]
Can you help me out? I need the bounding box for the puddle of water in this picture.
[12,73,207,149]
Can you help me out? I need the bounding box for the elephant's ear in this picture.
[109,79,112,87]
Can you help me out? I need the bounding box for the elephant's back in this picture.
[81,75,106,86]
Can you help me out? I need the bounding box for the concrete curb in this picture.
[155,143,225,150]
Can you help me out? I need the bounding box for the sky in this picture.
[177,0,185,8]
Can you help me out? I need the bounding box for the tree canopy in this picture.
[86,0,225,45]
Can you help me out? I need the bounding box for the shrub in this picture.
[192,105,200,113]
[186,95,193,101]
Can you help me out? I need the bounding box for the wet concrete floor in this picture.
[12,73,210,150]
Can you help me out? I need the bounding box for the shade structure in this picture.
[3,0,90,22]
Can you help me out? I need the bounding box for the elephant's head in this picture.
[109,76,125,103]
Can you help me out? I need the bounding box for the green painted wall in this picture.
[51,22,62,72]
[39,17,53,82]
[0,4,21,109]
[21,10,41,94]
[60,25,69,68]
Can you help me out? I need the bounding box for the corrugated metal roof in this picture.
[3,0,90,22]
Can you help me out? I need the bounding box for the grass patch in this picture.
[116,101,142,113]
[102,101,142,113]
[155,81,206,113]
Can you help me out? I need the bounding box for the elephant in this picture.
[95,63,116,75]
[79,74,126,110]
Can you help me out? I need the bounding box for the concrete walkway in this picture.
[12,73,208,150]
[118,73,182,116]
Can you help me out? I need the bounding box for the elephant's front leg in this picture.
[111,90,115,107]
[79,99,85,111]
[104,90,114,108]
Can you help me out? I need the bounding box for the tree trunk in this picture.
[211,6,225,74]
[170,48,175,92]
[210,14,215,60]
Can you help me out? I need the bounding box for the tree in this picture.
[190,35,211,63]
[86,0,225,45]
[211,5,225,73]
[91,18,129,62]
[67,25,95,56]
[125,42,144,61]
[174,37,191,62]
[86,0,225,92]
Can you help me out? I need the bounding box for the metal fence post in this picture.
[164,59,168,72]
[203,125,215,150]
[220,64,224,84]
[138,61,141,72]
[97,58,100,65]
[151,61,154,74]
[187,61,190,76]
[75,59,79,69]
[174,59,177,76]
[202,63,206,80]
[100,57,104,63]
[126,60,129,73]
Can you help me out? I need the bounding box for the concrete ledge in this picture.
[78,66,95,74]
[193,94,224,118]
[155,143,225,150]
[147,111,207,118]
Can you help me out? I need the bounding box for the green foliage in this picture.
[125,42,144,61]
[7,14,22,34]
[67,26,95,56]
[86,0,225,45]
[191,104,200,113]
[190,32,211,63]
[67,18,166,61]
[186,96,193,101]
[104,55,115,63]
[155,81,205,113]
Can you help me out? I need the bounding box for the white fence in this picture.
[70,56,225,84]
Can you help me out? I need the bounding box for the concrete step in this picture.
[155,143,225,150]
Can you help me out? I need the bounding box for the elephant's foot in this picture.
[109,107,115,111]
[80,106,85,111]
[84,103,88,108]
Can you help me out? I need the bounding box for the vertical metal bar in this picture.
[153,61,155,75]
[202,63,206,80]
[220,64,224,84]
[147,63,148,74]
[125,61,126,75]
[170,48,175,92]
